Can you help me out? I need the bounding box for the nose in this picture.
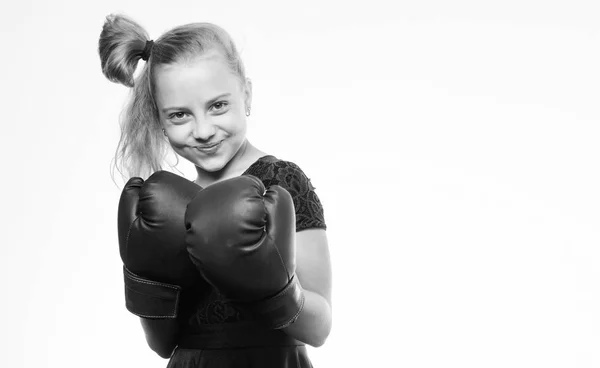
[191,116,216,141]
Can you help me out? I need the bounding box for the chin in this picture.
[188,153,230,173]
[193,159,225,173]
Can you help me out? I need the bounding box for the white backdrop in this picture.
[1,0,599,367]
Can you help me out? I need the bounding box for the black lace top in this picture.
[183,155,326,327]
[244,155,327,232]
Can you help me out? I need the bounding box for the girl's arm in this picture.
[282,228,333,347]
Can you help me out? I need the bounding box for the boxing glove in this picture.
[118,171,206,319]
[184,175,304,330]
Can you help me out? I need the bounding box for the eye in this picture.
[212,101,229,112]
[169,112,188,121]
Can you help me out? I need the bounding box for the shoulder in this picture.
[246,156,327,231]
[246,156,316,194]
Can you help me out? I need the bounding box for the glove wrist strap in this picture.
[248,275,305,330]
[123,266,181,319]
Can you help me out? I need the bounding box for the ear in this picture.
[244,77,253,109]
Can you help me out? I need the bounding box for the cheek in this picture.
[164,126,191,146]
[219,112,247,134]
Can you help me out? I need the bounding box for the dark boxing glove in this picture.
[185,175,304,330]
[118,171,205,319]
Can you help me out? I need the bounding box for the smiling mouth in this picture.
[196,140,223,150]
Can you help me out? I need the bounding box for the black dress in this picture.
[166,155,327,368]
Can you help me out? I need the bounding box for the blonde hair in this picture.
[98,13,247,182]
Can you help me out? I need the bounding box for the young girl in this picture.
[99,14,332,367]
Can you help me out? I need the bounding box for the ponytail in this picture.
[99,14,149,87]
[99,14,171,182]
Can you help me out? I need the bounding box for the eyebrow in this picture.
[161,93,232,113]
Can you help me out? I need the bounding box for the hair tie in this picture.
[141,40,154,61]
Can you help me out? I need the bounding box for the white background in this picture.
[1,0,599,367]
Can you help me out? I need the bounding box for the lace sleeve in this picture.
[258,160,327,232]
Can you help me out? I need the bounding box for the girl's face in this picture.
[154,51,251,174]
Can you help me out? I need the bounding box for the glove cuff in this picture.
[249,275,305,330]
[123,266,181,319]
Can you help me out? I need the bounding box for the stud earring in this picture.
[246,106,251,117]
[162,129,167,136]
